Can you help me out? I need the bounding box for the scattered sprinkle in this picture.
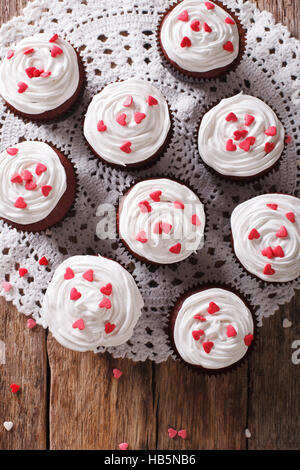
[119,442,128,450]
[113,368,123,379]
[72,318,85,330]
[19,267,28,277]
[39,256,49,266]
[245,428,251,439]
[2,281,12,292]
[3,421,13,431]
[282,318,292,328]
[178,429,187,440]
[168,428,177,439]
[27,318,36,329]
[10,384,20,394]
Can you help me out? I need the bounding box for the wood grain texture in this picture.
[0,0,299,450]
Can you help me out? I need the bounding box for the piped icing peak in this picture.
[42,255,144,351]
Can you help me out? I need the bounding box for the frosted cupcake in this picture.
[42,255,144,352]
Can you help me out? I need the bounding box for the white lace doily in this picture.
[0,0,299,363]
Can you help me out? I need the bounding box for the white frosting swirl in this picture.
[119,179,205,264]
[231,194,300,282]
[0,141,67,225]
[160,0,239,73]
[83,78,170,166]
[42,255,144,352]
[198,93,285,177]
[173,288,254,369]
[0,34,79,114]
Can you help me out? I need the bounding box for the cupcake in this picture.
[42,255,144,352]
[83,78,171,168]
[117,178,206,264]
[0,33,84,121]
[158,0,243,79]
[170,286,254,372]
[231,194,300,282]
[198,93,285,180]
[0,141,76,232]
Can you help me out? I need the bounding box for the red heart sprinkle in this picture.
[123,95,133,107]
[263,263,275,275]
[178,10,189,22]
[162,222,172,234]
[51,45,63,57]
[41,71,51,78]
[17,81,28,93]
[150,190,162,202]
[120,141,132,153]
[203,22,212,32]
[134,112,146,124]
[191,214,201,226]
[286,212,295,223]
[33,69,42,77]
[11,173,23,184]
[41,185,52,197]
[24,48,34,55]
[178,429,187,440]
[153,222,163,235]
[266,203,278,210]
[265,126,277,136]
[72,318,85,330]
[207,301,220,314]
[82,269,94,282]
[97,120,107,132]
[147,95,158,106]
[7,147,19,156]
[226,112,238,122]
[168,428,177,439]
[21,170,33,182]
[244,114,255,126]
[64,267,75,280]
[27,318,36,329]
[180,36,192,48]
[119,442,128,451]
[25,67,36,78]
[203,341,214,354]
[190,20,201,32]
[261,247,274,259]
[2,281,12,292]
[7,49,14,59]
[233,129,248,141]
[276,226,288,238]
[36,163,47,175]
[25,180,37,191]
[174,201,185,210]
[10,384,20,393]
[226,139,237,151]
[227,325,237,337]
[14,197,27,209]
[192,330,204,341]
[225,17,235,25]
[239,137,255,152]
[70,288,82,301]
[169,243,181,254]
[19,267,28,277]
[138,200,152,213]
[100,283,112,296]
[113,368,123,379]
[100,297,112,309]
[193,314,206,321]
[273,245,285,258]
[116,113,127,126]
[248,228,260,240]
[285,135,292,144]
[265,142,275,154]
[136,230,148,243]
[39,256,49,266]
[205,1,215,9]
[49,33,58,43]
[105,322,115,334]
[244,334,254,347]
[223,41,234,52]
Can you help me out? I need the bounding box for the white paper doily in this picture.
[0,0,299,362]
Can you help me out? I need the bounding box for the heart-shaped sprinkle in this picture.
[150,190,162,202]
[25,180,37,191]
[14,197,27,209]
[286,212,295,223]
[225,17,235,25]
[120,141,132,153]
[49,33,58,43]
[261,247,274,259]
[178,429,187,439]
[27,318,36,329]
[244,334,254,347]
[147,95,158,106]
[285,135,292,144]
[244,114,255,126]
[263,263,275,276]
[70,287,82,301]
[174,201,185,210]
[50,45,63,57]
[248,228,260,240]
[136,230,148,243]
[24,48,34,55]
[3,421,13,431]
[41,71,51,78]
[227,325,237,337]
[265,126,277,136]
[203,341,214,354]
[21,170,33,182]
[266,203,278,210]
[192,330,204,341]
[169,243,181,254]
[178,10,189,22]
[7,147,19,155]
[168,428,177,439]
[233,129,248,141]
[82,269,94,282]
[207,301,220,314]
[153,222,163,235]
[190,20,201,32]
[273,245,285,258]
[276,226,288,238]
[119,442,128,451]
[7,49,14,59]
[105,322,116,334]
[226,112,238,122]
[265,142,275,154]
[113,368,123,379]
[41,185,52,197]
[100,298,112,309]
[180,36,192,48]
[19,267,28,277]
[17,81,28,93]
[39,256,49,266]
[191,214,201,226]
[203,22,212,33]
[100,283,112,296]
[33,68,42,77]
[36,163,47,175]
[283,318,292,328]
[10,383,20,393]
[72,318,85,330]
[11,173,23,184]
[205,1,215,9]
[223,41,234,52]
[25,66,36,78]
[162,222,172,234]
[239,136,256,152]
[193,314,206,321]
[134,112,146,124]
[97,120,107,132]
[226,139,237,151]
[64,267,75,280]
[116,113,127,126]
[123,95,133,107]
[138,200,152,213]
[2,281,12,292]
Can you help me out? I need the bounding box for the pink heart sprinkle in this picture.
[265,126,277,136]
[168,428,177,439]
[25,67,36,79]
[153,222,163,235]
[134,112,146,124]
[64,267,75,280]
[147,95,158,106]
[49,33,58,43]
[265,142,275,154]
[205,1,215,10]
[261,247,274,259]
[273,245,285,258]
[266,203,278,211]
[286,212,295,223]
[150,190,162,202]
[244,114,255,126]
[203,22,212,33]
[191,214,201,226]
[113,368,123,379]
[178,10,189,22]
[100,298,112,309]
[248,228,260,240]
[119,443,128,451]
[82,269,94,282]
[7,49,14,59]
[223,41,234,52]
[276,226,288,238]
[72,318,85,330]
[2,281,12,292]
[70,287,82,301]
[10,173,23,184]
[162,222,172,234]
[17,82,28,93]
[263,264,275,276]
[233,129,248,141]
[19,267,28,277]
[138,200,152,213]
[226,139,237,151]
[39,256,49,266]
[41,185,52,197]
[136,230,148,243]
[27,318,36,329]
[192,330,204,341]
[203,341,214,354]
[207,301,220,314]
[50,45,63,57]
[97,120,107,132]
[36,163,47,176]
[100,283,112,296]
[227,325,237,337]
[7,147,18,155]
[193,314,206,322]
[180,36,192,48]
[25,180,37,191]
[120,141,132,154]
[116,113,127,126]
[41,71,51,78]
[174,200,184,210]
[225,17,235,25]
[169,243,181,254]
[105,322,116,334]
[190,20,201,32]
[24,48,34,55]
[244,334,254,346]
[14,197,27,209]
[178,429,187,440]
[21,170,33,182]
[123,95,133,107]
[226,112,238,122]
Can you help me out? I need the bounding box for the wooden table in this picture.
[0,0,299,451]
